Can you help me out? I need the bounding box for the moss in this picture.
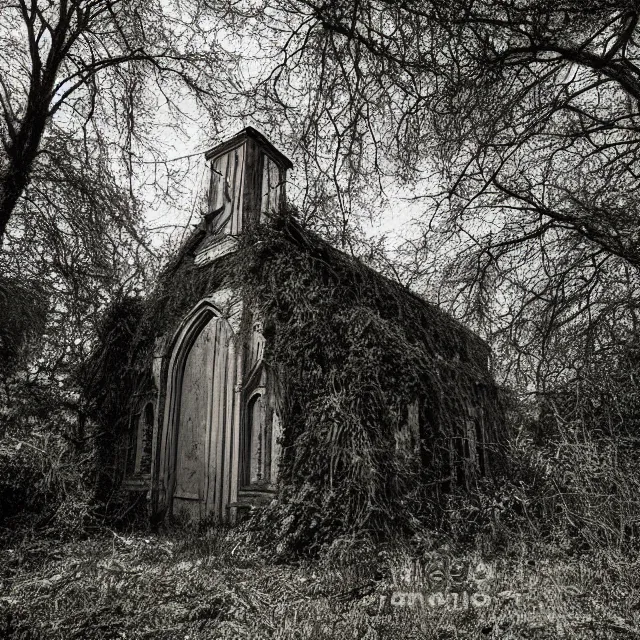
[237,214,504,554]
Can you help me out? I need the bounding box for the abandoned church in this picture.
[86,127,504,541]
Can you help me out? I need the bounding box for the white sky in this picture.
[144,122,420,254]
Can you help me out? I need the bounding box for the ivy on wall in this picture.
[82,211,503,548]
[238,215,504,553]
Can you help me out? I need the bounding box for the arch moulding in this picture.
[152,293,243,520]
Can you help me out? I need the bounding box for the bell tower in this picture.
[194,128,292,266]
[204,127,292,234]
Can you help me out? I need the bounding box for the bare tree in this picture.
[273,1,640,266]
[0,0,240,245]
[404,0,640,393]
[0,0,250,392]
[235,1,640,398]
[7,0,640,398]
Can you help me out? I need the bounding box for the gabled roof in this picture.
[204,126,293,170]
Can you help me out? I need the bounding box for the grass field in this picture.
[2,528,640,639]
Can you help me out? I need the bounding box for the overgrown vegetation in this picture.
[0,431,94,541]
[0,374,96,541]
[4,215,640,637]
[78,212,505,553]
[238,215,504,553]
[0,294,153,539]
[2,528,640,639]
[75,213,640,562]
[5,213,640,567]
[79,296,155,514]
[3,0,640,634]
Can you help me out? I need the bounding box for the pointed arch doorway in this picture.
[159,301,238,523]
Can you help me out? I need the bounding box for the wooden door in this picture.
[173,316,231,520]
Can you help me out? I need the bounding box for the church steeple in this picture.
[203,127,292,237]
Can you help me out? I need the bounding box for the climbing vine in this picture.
[82,211,503,548]
[237,214,504,553]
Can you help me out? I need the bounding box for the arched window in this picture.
[140,403,154,475]
[126,411,141,477]
[239,320,281,492]
[243,393,268,486]
[126,401,154,477]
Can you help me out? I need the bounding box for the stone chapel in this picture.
[115,127,503,525]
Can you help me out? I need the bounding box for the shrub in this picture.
[0,431,95,540]
[440,400,640,554]
[0,376,97,541]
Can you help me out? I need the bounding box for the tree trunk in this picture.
[0,164,31,246]
[0,98,51,247]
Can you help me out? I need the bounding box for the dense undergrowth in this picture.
[3,347,640,639]
[4,378,639,559]
[1,523,640,639]
[3,213,640,636]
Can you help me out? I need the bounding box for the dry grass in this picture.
[1,528,640,639]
